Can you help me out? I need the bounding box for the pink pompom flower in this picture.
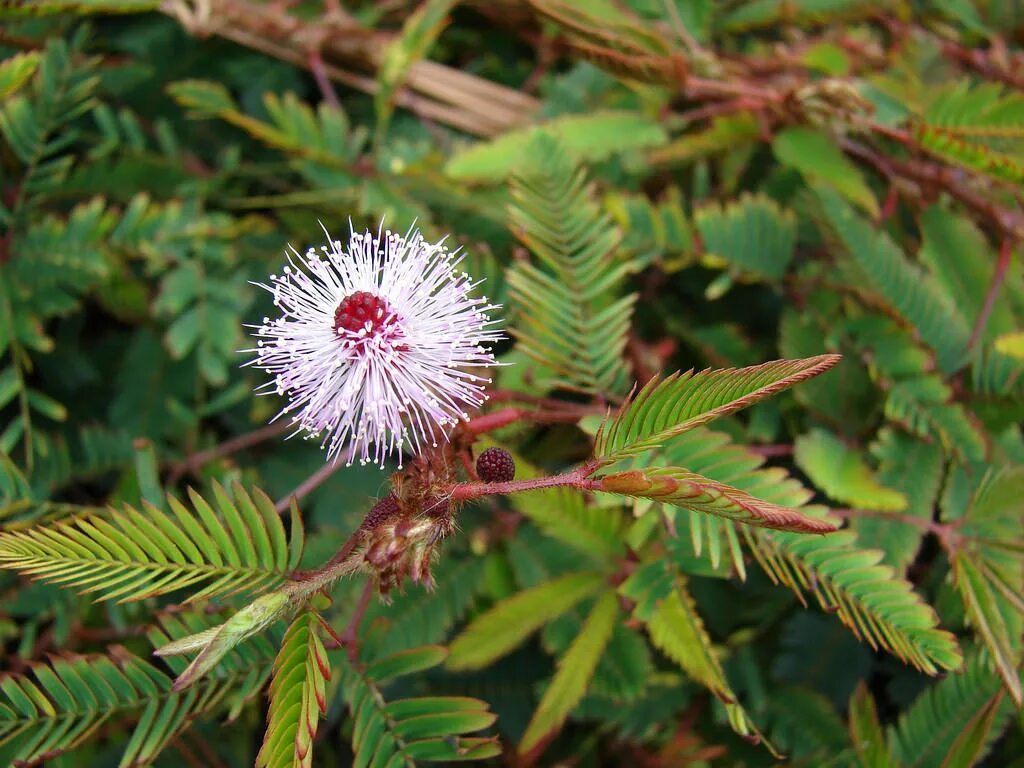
[250,223,501,467]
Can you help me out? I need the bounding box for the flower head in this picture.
[251,224,501,467]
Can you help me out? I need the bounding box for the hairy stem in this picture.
[448,460,601,502]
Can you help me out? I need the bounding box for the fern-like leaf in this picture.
[338,645,499,766]
[621,560,777,756]
[646,427,962,674]
[888,651,1014,768]
[814,186,971,374]
[0,481,304,603]
[746,525,962,675]
[597,467,837,533]
[447,571,605,671]
[594,354,840,463]
[519,591,618,754]
[914,81,1024,183]
[0,628,273,768]
[507,132,638,395]
[257,610,330,768]
[949,467,1024,706]
[694,193,797,280]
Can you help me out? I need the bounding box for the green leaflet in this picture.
[256,611,330,768]
[594,354,840,462]
[447,571,606,670]
[519,591,618,753]
[774,127,879,217]
[506,132,638,394]
[0,481,304,603]
[622,561,777,756]
[0,52,40,101]
[336,646,499,767]
[848,683,889,768]
[794,428,908,512]
[694,193,796,280]
[949,468,1024,706]
[889,651,1014,768]
[446,111,667,182]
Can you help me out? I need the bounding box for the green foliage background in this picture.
[1,1,1023,766]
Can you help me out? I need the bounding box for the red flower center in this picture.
[333,291,405,351]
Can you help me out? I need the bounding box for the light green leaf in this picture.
[0,482,302,603]
[0,52,41,101]
[624,565,777,756]
[795,428,908,512]
[447,571,605,670]
[375,0,458,139]
[519,591,618,753]
[994,331,1024,359]
[446,111,667,181]
[695,193,796,280]
[774,127,878,217]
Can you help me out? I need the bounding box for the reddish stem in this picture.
[461,406,586,436]
[274,451,349,514]
[308,48,341,108]
[340,581,374,660]
[967,239,1014,355]
[448,461,601,502]
[170,421,292,481]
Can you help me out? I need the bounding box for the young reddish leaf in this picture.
[597,467,838,533]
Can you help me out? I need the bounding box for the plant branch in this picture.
[967,239,1014,355]
[339,581,374,660]
[448,460,601,502]
[170,421,291,480]
[274,449,350,514]
[460,405,590,436]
